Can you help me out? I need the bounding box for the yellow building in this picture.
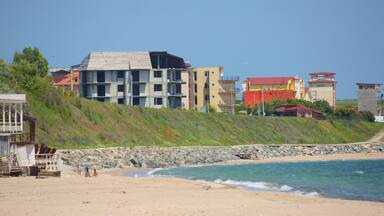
[189,67,238,113]
[308,72,336,108]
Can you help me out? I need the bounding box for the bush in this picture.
[333,107,356,120]
[359,111,375,122]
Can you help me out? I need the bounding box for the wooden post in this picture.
[20,104,23,132]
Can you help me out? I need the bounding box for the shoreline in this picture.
[101,152,384,176]
[1,152,383,216]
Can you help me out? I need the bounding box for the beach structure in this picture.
[308,72,336,108]
[274,104,324,120]
[78,51,189,109]
[189,67,238,113]
[0,94,36,176]
[356,83,382,116]
[242,76,305,107]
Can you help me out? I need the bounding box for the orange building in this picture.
[243,76,305,107]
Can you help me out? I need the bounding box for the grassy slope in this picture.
[27,93,383,149]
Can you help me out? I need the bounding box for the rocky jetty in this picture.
[58,143,384,169]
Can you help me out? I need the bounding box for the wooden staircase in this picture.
[0,156,10,177]
[0,154,23,177]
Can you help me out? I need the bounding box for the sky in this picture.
[0,0,383,99]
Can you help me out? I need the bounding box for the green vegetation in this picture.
[0,47,383,149]
[336,99,358,108]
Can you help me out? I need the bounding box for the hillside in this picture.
[23,83,382,149]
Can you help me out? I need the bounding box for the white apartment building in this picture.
[79,51,189,109]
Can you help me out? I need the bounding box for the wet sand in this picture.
[0,152,383,216]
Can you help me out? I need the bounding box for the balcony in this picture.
[218,87,240,94]
[219,76,239,82]
[218,103,235,107]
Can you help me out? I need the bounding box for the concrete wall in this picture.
[358,89,379,115]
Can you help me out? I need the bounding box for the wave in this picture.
[213,179,318,197]
[147,168,167,176]
[352,170,364,174]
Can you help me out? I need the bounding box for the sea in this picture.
[148,160,384,202]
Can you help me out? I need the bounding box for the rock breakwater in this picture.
[58,144,384,169]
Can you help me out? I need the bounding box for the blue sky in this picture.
[0,0,383,99]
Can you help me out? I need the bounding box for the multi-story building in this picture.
[79,51,189,109]
[243,76,305,107]
[308,72,336,108]
[189,67,238,113]
[356,83,382,116]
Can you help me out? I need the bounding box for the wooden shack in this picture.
[0,94,36,176]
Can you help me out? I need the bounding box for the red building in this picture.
[243,76,304,107]
[274,104,324,120]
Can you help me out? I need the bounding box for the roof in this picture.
[275,104,321,113]
[309,72,336,76]
[246,76,298,85]
[55,71,79,86]
[80,51,152,71]
[356,83,382,86]
[0,94,26,103]
[308,79,335,83]
[51,75,66,83]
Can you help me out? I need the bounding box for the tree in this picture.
[10,47,49,90]
[312,100,333,114]
[13,47,48,78]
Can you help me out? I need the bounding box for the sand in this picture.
[1,153,383,216]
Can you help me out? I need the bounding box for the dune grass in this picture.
[26,91,383,149]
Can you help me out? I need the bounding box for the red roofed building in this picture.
[275,104,324,120]
[242,76,305,107]
[53,71,80,95]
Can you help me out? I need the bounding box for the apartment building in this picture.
[356,83,382,116]
[243,76,305,107]
[79,51,189,109]
[189,67,238,113]
[308,72,336,108]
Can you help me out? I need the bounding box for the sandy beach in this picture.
[1,153,383,216]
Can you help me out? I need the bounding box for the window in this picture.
[118,85,124,92]
[154,70,162,78]
[133,97,140,105]
[212,83,215,86]
[97,85,106,96]
[131,71,140,82]
[97,71,105,82]
[204,95,209,101]
[117,71,124,79]
[194,96,197,105]
[194,83,197,93]
[154,84,162,91]
[118,98,124,104]
[205,71,209,76]
[204,83,208,89]
[194,71,197,81]
[154,97,163,105]
[97,98,105,102]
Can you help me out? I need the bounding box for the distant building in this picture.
[189,67,238,113]
[54,71,80,94]
[49,68,70,84]
[78,51,189,109]
[308,72,336,108]
[243,76,305,107]
[274,104,324,120]
[356,83,382,116]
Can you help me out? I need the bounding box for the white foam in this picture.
[214,179,293,192]
[147,168,166,176]
[280,185,293,191]
[293,190,319,197]
[353,170,364,174]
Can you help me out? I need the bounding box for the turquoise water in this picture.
[153,160,384,201]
